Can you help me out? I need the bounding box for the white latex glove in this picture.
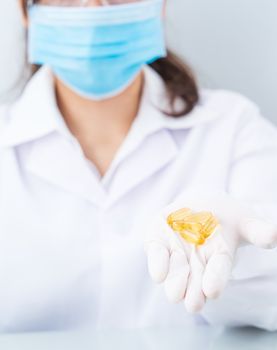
[144,190,277,313]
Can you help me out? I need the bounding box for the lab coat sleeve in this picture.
[201,99,277,331]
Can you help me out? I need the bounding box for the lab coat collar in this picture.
[0,64,223,207]
[0,65,74,148]
[0,64,221,149]
[93,65,222,192]
[136,64,221,133]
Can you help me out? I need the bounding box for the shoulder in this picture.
[200,88,261,118]
[199,89,277,160]
[199,88,277,139]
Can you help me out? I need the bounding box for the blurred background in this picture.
[167,0,277,124]
[0,0,276,123]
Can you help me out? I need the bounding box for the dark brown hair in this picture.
[150,50,199,117]
[24,1,199,118]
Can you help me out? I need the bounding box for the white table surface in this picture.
[0,325,276,350]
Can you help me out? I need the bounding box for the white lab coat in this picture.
[0,64,277,332]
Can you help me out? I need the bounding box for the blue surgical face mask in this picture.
[27,0,167,100]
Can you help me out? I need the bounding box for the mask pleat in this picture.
[28,0,167,100]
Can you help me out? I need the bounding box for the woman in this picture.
[0,0,276,332]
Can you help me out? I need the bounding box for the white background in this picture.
[0,0,276,124]
[166,0,277,123]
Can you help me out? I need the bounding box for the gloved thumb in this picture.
[239,217,277,249]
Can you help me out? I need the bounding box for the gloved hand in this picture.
[143,190,277,313]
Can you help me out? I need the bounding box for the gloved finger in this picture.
[239,217,277,249]
[202,252,233,299]
[183,247,206,313]
[144,214,172,283]
[145,241,170,283]
[164,249,190,303]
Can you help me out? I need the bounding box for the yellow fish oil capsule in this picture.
[167,208,219,246]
